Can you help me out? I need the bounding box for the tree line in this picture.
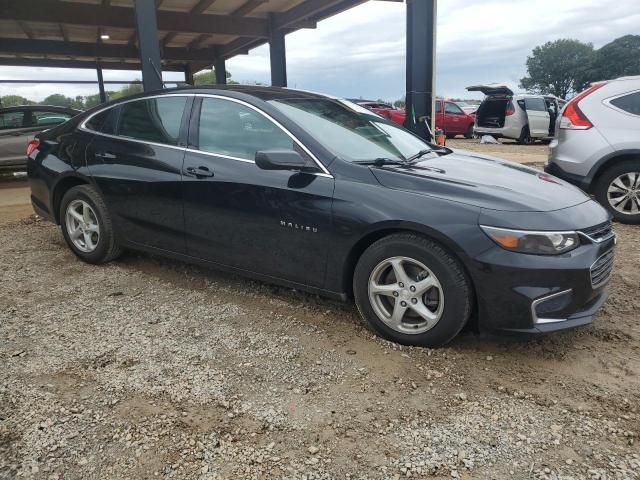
[520,34,640,99]
[0,69,239,110]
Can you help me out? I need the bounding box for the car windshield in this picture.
[269,98,433,162]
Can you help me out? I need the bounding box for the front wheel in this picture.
[60,185,123,263]
[464,124,475,139]
[353,234,472,347]
[593,160,640,224]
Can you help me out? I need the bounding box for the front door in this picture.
[182,96,334,287]
[86,95,191,253]
[523,97,551,137]
[444,102,466,135]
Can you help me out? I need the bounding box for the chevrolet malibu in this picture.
[27,86,615,347]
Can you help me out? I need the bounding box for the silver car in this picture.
[467,84,564,144]
[0,105,80,171]
[546,75,640,224]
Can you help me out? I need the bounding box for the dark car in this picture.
[27,86,616,347]
[1,105,81,170]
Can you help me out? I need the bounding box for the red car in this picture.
[353,99,476,139]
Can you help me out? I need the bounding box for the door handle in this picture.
[185,166,214,178]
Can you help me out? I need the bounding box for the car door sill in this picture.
[121,240,348,302]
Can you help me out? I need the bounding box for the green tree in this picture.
[109,82,144,100]
[41,93,78,108]
[0,95,35,107]
[520,39,595,99]
[592,35,640,80]
[194,69,238,85]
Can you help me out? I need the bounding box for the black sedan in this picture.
[27,86,615,347]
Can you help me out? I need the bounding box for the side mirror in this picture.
[255,149,308,171]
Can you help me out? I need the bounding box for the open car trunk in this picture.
[475,98,510,128]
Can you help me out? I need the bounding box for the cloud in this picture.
[2,0,640,102]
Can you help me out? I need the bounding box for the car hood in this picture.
[369,149,591,212]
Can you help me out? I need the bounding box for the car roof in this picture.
[0,105,82,113]
[171,84,334,102]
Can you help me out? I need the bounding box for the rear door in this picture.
[86,95,191,253]
[181,95,334,287]
[523,97,550,137]
[0,109,30,167]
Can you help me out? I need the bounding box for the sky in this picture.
[1,0,640,103]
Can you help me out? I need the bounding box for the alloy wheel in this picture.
[368,256,444,335]
[65,200,100,253]
[607,172,640,215]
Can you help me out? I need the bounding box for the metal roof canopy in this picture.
[0,0,436,139]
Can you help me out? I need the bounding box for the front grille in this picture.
[580,221,615,243]
[590,249,615,288]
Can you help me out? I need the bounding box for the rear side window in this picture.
[524,97,547,111]
[435,102,442,113]
[198,98,294,161]
[118,96,187,145]
[85,107,119,134]
[0,110,25,130]
[610,92,640,116]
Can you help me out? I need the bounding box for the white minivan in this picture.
[467,84,565,144]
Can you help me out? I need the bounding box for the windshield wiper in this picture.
[405,146,452,163]
[353,158,408,166]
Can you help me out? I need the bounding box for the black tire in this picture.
[517,126,534,145]
[464,124,475,139]
[353,233,472,347]
[593,160,640,224]
[446,133,456,139]
[59,184,123,264]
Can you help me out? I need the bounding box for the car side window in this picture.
[435,102,442,113]
[610,92,640,116]
[0,110,25,130]
[524,97,547,112]
[445,102,464,115]
[30,111,74,127]
[118,96,187,146]
[85,107,119,134]
[198,97,295,161]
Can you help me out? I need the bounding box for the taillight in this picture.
[505,102,515,116]
[27,139,40,157]
[560,83,605,130]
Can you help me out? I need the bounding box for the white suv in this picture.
[467,84,565,144]
[546,76,640,224]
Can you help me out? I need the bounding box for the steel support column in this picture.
[269,14,287,87]
[133,0,163,91]
[96,62,107,103]
[405,0,437,141]
[214,57,227,84]
[184,63,194,85]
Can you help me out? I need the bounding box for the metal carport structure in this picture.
[0,0,436,139]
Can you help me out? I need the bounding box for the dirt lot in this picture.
[1,143,639,479]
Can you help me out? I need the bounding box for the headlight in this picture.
[480,226,579,255]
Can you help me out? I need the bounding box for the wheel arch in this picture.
[51,174,91,224]
[586,150,640,192]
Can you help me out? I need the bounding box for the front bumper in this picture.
[470,234,615,335]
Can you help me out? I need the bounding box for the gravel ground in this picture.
[447,138,549,165]
[1,181,639,479]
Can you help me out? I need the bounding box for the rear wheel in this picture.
[60,185,123,263]
[593,160,640,224]
[517,126,534,145]
[353,234,472,347]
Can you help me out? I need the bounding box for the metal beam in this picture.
[134,0,163,91]
[405,0,437,140]
[214,58,227,85]
[96,63,107,103]
[0,39,225,63]
[184,63,194,85]
[0,0,272,37]
[231,0,268,17]
[0,58,185,71]
[269,14,287,87]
